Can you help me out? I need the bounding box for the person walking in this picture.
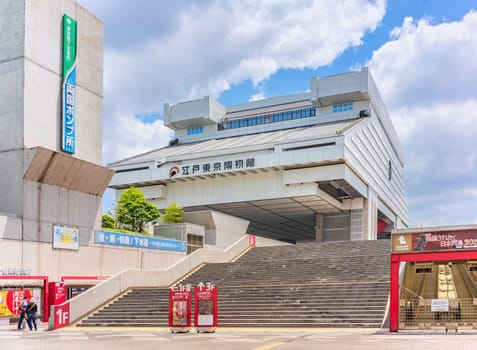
[25,298,38,331]
[16,296,28,330]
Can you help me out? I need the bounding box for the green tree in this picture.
[116,187,160,232]
[163,202,184,224]
[102,213,116,229]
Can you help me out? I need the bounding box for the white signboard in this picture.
[431,299,449,312]
[53,225,79,250]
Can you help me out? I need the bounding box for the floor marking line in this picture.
[254,341,286,350]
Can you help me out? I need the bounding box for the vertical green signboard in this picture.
[62,14,77,154]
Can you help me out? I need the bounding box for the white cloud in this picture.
[369,11,477,226]
[370,11,477,108]
[103,106,173,163]
[103,0,386,106]
[77,0,386,163]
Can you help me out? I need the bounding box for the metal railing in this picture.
[399,298,477,332]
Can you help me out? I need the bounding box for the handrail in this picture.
[402,286,423,300]
[50,235,250,329]
[457,264,477,299]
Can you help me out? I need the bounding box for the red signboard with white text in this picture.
[194,282,218,332]
[52,303,70,330]
[169,285,192,332]
[48,282,66,306]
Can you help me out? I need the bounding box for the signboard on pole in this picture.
[169,285,192,332]
[194,282,218,332]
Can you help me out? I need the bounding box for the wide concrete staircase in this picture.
[77,239,391,328]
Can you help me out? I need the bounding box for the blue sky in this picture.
[77,0,477,228]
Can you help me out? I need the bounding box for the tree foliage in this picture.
[102,213,116,229]
[116,187,160,233]
[163,202,184,224]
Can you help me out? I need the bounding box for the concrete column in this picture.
[314,213,324,242]
[349,198,364,241]
[363,189,378,240]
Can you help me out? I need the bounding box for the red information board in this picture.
[48,282,66,306]
[194,283,218,332]
[168,285,192,332]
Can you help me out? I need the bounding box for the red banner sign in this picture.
[194,282,218,331]
[393,229,477,253]
[412,229,477,252]
[169,286,192,330]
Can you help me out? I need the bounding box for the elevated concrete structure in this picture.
[0,0,114,278]
[110,68,408,243]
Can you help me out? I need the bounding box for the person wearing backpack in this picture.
[25,298,38,331]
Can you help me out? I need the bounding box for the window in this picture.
[218,107,317,131]
[187,234,203,255]
[187,126,204,135]
[333,102,353,113]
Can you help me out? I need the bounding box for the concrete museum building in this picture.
[109,67,408,244]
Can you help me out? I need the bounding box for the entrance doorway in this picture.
[390,225,477,332]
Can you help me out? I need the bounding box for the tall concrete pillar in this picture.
[362,189,378,240]
[314,213,324,242]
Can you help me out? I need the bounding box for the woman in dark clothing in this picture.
[25,299,38,331]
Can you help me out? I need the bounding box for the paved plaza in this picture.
[1,325,477,350]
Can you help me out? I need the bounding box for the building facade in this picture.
[110,68,408,243]
[0,0,115,279]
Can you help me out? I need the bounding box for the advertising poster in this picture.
[392,229,477,253]
[197,299,214,325]
[0,290,32,317]
[168,286,192,330]
[412,230,477,252]
[194,282,218,330]
[53,225,79,250]
[172,300,188,325]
